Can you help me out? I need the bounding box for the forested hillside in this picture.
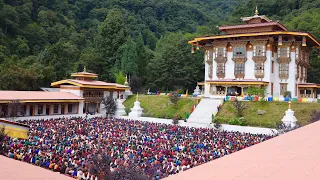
[0,0,319,91]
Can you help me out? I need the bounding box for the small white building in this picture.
[190,9,320,99]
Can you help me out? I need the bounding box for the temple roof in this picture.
[188,7,320,48]
[218,21,288,32]
[52,67,131,90]
[0,91,84,102]
[51,79,130,90]
[188,31,320,47]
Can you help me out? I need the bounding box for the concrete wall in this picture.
[60,89,82,97]
[118,116,278,135]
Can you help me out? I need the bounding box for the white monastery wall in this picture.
[211,50,218,80]
[288,51,297,97]
[60,89,82,97]
[245,51,255,79]
[225,52,235,79]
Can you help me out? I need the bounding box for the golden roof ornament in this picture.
[136,92,139,101]
[254,6,259,16]
[288,101,291,109]
[83,66,87,72]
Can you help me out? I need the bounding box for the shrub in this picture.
[114,71,126,85]
[169,92,180,109]
[284,91,291,98]
[172,116,180,125]
[233,98,246,117]
[177,89,184,94]
[228,117,247,126]
[125,107,131,115]
[247,86,266,98]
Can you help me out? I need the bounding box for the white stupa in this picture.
[124,75,133,96]
[193,85,201,95]
[129,93,143,117]
[115,94,126,116]
[281,101,297,128]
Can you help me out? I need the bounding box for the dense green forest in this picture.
[0,0,319,91]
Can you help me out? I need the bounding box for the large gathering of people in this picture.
[2,117,273,179]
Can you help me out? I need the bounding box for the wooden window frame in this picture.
[233,47,246,58]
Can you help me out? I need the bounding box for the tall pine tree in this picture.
[94,9,127,81]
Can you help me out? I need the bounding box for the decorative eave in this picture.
[188,31,320,47]
[51,79,131,90]
[205,80,269,86]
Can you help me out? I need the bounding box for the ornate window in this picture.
[296,65,299,79]
[216,47,226,58]
[279,63,289,79]
[280,83,287,95]
[206,50,213,79]
[233,47,246,58]
[215,47,227,78]
[255,62,264,78]
[235,63,245,76]
[253,46,265,56]
[278,47,290,58]
[216,63,225,78]
[295,47,300,59]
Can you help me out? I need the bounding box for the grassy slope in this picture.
[216,101,320,128]
[123,95,196,119]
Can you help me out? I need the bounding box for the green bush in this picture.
[177,89,184,94]
[125,107,131,115]
[228,117,247,126]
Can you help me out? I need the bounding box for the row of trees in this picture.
[0,0,319,92]
[0,0,239,91]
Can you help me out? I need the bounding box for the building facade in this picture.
[0,68,130,119]
[190,9,320,99]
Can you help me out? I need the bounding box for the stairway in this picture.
[187,98,223,124]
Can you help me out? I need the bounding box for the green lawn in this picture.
[216,101,320,128]
[123,95,196,119]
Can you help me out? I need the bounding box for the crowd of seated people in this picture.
[2,117,273,179]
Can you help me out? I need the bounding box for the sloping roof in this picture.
[0,91,84,102]
[241,15,272,22]
[0,155,72,180]
[51,79,130,90]
[219,21,288,31]
[40,88,60,92]
[71,71,98,78]
[165,121,320,180]
[297,83,320,88]
[189,31,320,47]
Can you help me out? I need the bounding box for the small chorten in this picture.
[115,92,126,116]
[129,92,143,117]
[193,86,202,95]
[124,75,129,86]
[281,101,297,128]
